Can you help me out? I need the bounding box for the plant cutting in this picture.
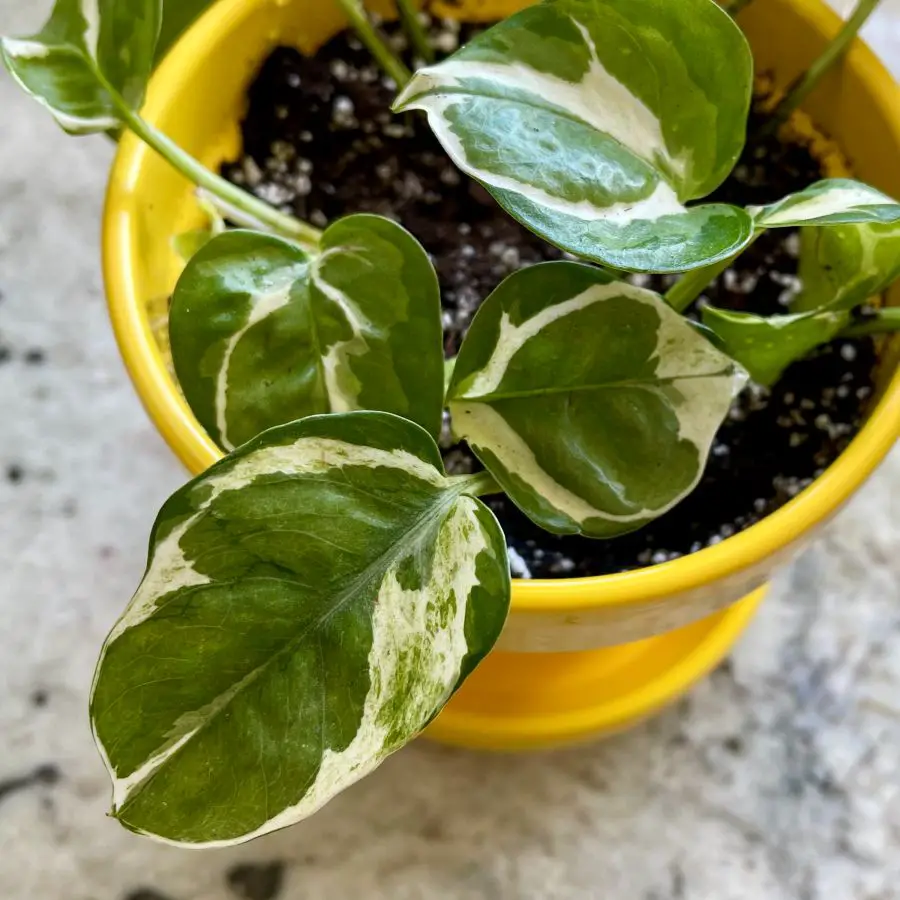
[4,0,900,847]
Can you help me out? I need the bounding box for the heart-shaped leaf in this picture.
[447,261,746,537]
[394,0,755,272]
[0,0,161,134]
[752,179,900,228]
[169,215,444,450]
[700,307,850,387]
[794,220,900,313]
[90,412,510,847]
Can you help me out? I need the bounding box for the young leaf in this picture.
[90,412,511,847]
[447,261,746,538]
[700,307,850,386]
[169,215,444,450]
[393,0,755,272]
[0,0,161,134]
[752,179,900,228]
[794,221,900,313]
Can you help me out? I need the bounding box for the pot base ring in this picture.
[425,587,766,751]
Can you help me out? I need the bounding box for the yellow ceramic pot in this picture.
[103,0,900,750]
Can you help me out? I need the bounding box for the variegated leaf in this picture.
[394,0,755,272]
[0,0,161,134]
[753,179,900,229]
[794,220,900,313]
[700,307,850,387]
[447,261,746,538]
[169,215,444,450]
[90,412,510,847]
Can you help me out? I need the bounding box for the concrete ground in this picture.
[1,1,899,898]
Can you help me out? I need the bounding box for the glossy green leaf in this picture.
[0,0,161,134]
[90,412,510,847]
[447,261,746,538]
[753,179,900,229]
[394,0,755,272]
[169,215,444,450]
[700,306,850,387]
[794,220,900,313]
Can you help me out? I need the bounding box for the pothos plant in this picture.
[4,0,900,847]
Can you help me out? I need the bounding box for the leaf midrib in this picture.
[452,367,737,403]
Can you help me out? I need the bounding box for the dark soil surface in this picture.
[221,20,878,579]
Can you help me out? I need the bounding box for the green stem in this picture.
[766,0,882,131]
[840,307,900,337]
[334,0,412,87]
[395,0,434,63]
[665,231,764,313]
[115,102,322,251]
[455,471,503,497]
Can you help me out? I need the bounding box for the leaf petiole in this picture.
[395,0,434,63]
[451,470,503,497]
[840,306,900,337]
[333,0,412,87]
[113,101,322,252]
[664,231,764,313]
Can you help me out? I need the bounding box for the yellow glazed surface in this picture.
[104,0,900,746]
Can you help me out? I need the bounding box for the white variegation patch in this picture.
[215,282,296,450]
[311,246,376,412]
[81,0,101,55]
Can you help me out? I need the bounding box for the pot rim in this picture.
[103,0,900,616]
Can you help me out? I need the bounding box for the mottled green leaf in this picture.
[0,0,161,134]
[394,0,754,272]
[90,412,510,847]
[753,179,900,229]
[700,307,850,387]
[169,215,444,450]
[794,220,900,313]
[447,261,746,537]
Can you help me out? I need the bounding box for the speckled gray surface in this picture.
[1,2,899,898]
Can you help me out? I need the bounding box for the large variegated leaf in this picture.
[0,0,161,134]
[169,216,444,450]
[753,179,900,229]
[447,261,746,537]
[794,221,900,313]
[90,412,510,847]
[394,0,755,272]
[700,307,850,387]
